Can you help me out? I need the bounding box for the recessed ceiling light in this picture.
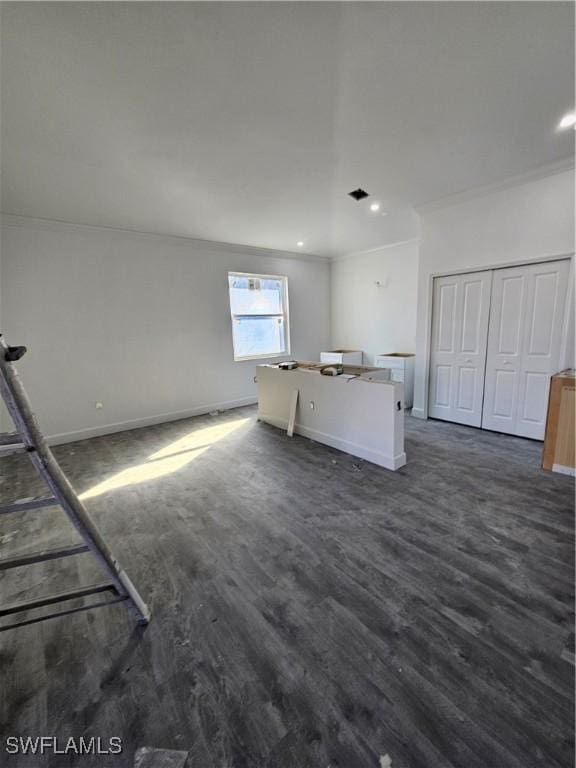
[558,112,576,130]
[370,202,381,212]
[296,241,304,247]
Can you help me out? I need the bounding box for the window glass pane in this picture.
[228,275,283,315]
[232,316,286,358]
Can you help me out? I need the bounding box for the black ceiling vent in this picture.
[348,188,370,201]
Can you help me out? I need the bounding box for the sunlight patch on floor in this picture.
[79,418,250,500]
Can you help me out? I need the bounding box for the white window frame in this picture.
[228,271,291,362]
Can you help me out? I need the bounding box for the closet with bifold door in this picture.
[428,259,571,440]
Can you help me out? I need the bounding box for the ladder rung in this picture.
[0,543,89,571]
[0,496,57,516]
[0,432,23,445]
[0,581,118,618]
[0,443,26,456]
[0,595,129,633]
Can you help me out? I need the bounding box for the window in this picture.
[228,272,290,361]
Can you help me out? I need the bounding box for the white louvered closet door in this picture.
[482,260,570,440]
[429,271,493,427]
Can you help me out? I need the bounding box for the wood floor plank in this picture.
[0,406,573,767]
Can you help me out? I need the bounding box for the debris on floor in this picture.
[0,530,18,545]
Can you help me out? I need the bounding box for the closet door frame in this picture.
[421,252,574,421]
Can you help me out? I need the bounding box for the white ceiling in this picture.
[1,2,574,258]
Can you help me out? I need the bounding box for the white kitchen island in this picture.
[256,362,406,470]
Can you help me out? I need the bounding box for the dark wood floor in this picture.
[0,407,574,767]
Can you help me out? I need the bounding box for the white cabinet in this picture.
[375,353,415,408]
[320,349,363,365]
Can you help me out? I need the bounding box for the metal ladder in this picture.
[0,335,150,632]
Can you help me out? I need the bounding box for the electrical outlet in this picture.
[95,401,103,410]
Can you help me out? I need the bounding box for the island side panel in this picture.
[256,365,406,470]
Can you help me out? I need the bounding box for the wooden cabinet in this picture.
[542,370,575,475]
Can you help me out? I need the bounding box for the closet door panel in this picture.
[436,280,457,352]
[515,261,570,439]
[492,369,515,417]
[497,274,525,356]
[461,278,486,353]
[482,260,570,439]
[456,366,476,412]
[429,271,492,426]
[482,268,526,433]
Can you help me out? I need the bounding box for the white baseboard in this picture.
[259,413,406,471]
[410,407,426,420]
[47,396,258,446]
[552,463,576,477]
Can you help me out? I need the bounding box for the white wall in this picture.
[330,240,419,365]
[0,225,9,433]
[0,217,330,441]
[413,168,575,417]
[2,167,573,440]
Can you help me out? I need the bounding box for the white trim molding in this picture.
[0,213,330,264]
[552,464,576,477]
[260,414,407,471]
[46,396,258,446]
[332,237,421,263]
[416,157,574,215]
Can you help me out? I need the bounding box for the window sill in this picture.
[233,353,291,363]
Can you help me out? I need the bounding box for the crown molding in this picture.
[0,213,331,264]
[416,156,575,216]
[332,237,421,263]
